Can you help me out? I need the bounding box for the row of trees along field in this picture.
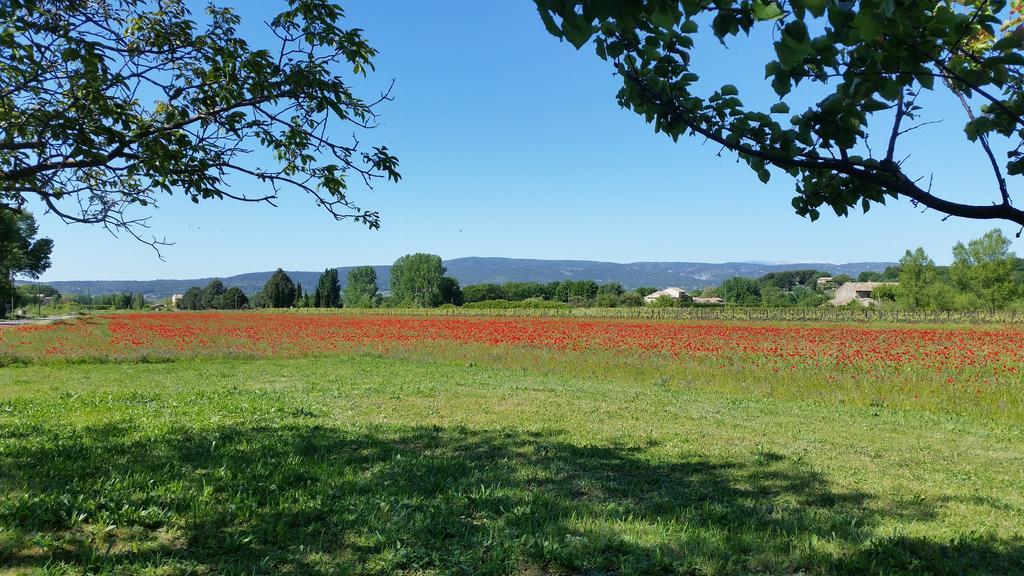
[698,229,1022,312]
[8,228,1022,314]
[5,286,149,315]
[168,229,1024,312]
[62,292,147,310]
[886,229,1021,311]
[176,254,455,310]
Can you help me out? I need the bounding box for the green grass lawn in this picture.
[1,353,1022,575]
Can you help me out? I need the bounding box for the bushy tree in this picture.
[721,277,761,306]
[203,280,226,310]
[792,285,827,307]
[390,254,445,307]
[177,287,203,310]
[131,292,145,310]
[263,269,296,308]
[1,0,400,249]
[249,290,269,309]
[0,209,53,316]
[503,282,549,301]
[758,270,828,291]
[316,269,341,308]
[872,283,899,304]
[462,283,505,303]
[222,287,248,310]
[439,277,464,306]
[552,281,571,302]
[951,229,1018,310]
[858,271,879,282]
[648,295,679,308]
[568,280,599,301]
[618,292,645,307]
[114,292,133,310]
[759,285,789,307]
[344,266,379,308]
[897,248,937,310]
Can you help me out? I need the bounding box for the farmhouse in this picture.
[829,281,897,306]
[644,287,691,303]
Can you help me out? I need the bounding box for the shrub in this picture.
[462,299,568,310]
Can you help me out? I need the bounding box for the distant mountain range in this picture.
[25,257,896,299]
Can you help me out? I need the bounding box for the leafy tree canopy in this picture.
[721,276,761,305]
[439,277,464,306]
[0,208,52,315]
[344,266,378,307]
[0,209,52,281]
[317,268,342,308]
[203,279,226,309]
[951,228,1018,309]
[462,283,506,303]
[536,0,1024,227]
[263,268,297,309]
[0,0,400,249]
[897,247,937,309]
[390,253,445,307]
[222,287,248,310]
[177,287,203,310]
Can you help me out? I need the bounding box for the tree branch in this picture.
[620,67,1024,226]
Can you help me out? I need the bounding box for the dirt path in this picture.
[0,315,79,327]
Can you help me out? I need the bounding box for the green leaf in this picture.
[878,78,901,101]
[651,6,678,29]
[860,98,889,113]
[753,1,785,22]
[712,13,736,38]
[852,10,880,41]
[537,9,562,38]
[916,70,935,90]
[680,19,698,34]
[770,102,790,114]
[994,53,1024,66]
[798,0,828,18]
[1008,157,1024,176]
[992,35,1024,51]
[562,17,594,49]
[720,84,739,96]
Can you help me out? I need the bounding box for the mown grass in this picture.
[1,353,1022,575]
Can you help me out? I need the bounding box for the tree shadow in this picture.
[0,423,1020,575]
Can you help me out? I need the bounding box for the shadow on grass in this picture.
[1,423,1020,575]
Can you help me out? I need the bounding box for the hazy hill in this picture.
[28,257,895,299]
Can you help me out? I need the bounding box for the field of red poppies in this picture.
[3,312,1024,574]
[3,311,1023,419]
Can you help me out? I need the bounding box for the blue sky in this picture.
[34,1,1020,281]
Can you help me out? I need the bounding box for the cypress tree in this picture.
[316,268,341,307]
[261,269,296,308]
